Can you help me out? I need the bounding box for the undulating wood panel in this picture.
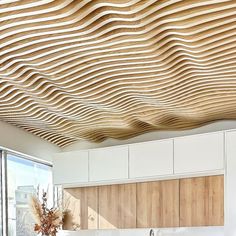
[180,175,224,226]
[63,187,98,230]
[136,180,179,228]
[98,183,136,229]
[1,1,236,147]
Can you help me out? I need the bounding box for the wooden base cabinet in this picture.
[180,175,224,227]
[137,180,179,228]
[63,175,224,229]
[63,187,98,230]
[98,183,136,229]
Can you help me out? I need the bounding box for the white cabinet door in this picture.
[53,151,88,185]
[89,146,128,182]
[174,132,224,174]
[129,140,174,178]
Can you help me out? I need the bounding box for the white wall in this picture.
[225,131,236,236]
[2,119,236,163]
[62,120,236,152]
[0,120,60,162]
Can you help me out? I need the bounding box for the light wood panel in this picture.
[63,187,98,230]
[180,175,224,226]
[1,1,236,147]
[63,176,224,229]
[136,180,179,228]
[98,183,136,229]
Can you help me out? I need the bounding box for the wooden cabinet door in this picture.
[180,175,224,226]
[137,180,179,228]
[98,183,136,229]
[63,187,98,230]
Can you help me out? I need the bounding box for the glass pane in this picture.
[7,154,52,236]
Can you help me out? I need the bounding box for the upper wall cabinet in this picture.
[174,132,224,174]
[53,151,89,185]
[89,146,129,182]
[53,131,226,186]
[129,140,173,178]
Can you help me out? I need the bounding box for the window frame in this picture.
[0,148,52,236]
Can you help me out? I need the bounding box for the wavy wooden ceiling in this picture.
[1,0,236,147]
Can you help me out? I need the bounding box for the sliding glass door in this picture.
[7,154,52,236]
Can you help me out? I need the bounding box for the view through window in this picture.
[6,154,52,236]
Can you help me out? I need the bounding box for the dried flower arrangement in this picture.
[30,191,63,236]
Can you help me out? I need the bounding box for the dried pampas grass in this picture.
[29,195,43,225]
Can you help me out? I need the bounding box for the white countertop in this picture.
[58,227,224,236]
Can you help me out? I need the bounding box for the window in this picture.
[0,151,52,236]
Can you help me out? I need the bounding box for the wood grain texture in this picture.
[1,1,236,147]
[63,176,224,229]
[137,180,179,228]
[63,187,98,230]
[180,175,224,227]
[98,183,136,229]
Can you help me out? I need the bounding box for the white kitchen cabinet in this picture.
[53,150,89,185]
[174,132,224,174]
[52,131,227,187]
[129,140,174,178]
[89,146,129,182]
